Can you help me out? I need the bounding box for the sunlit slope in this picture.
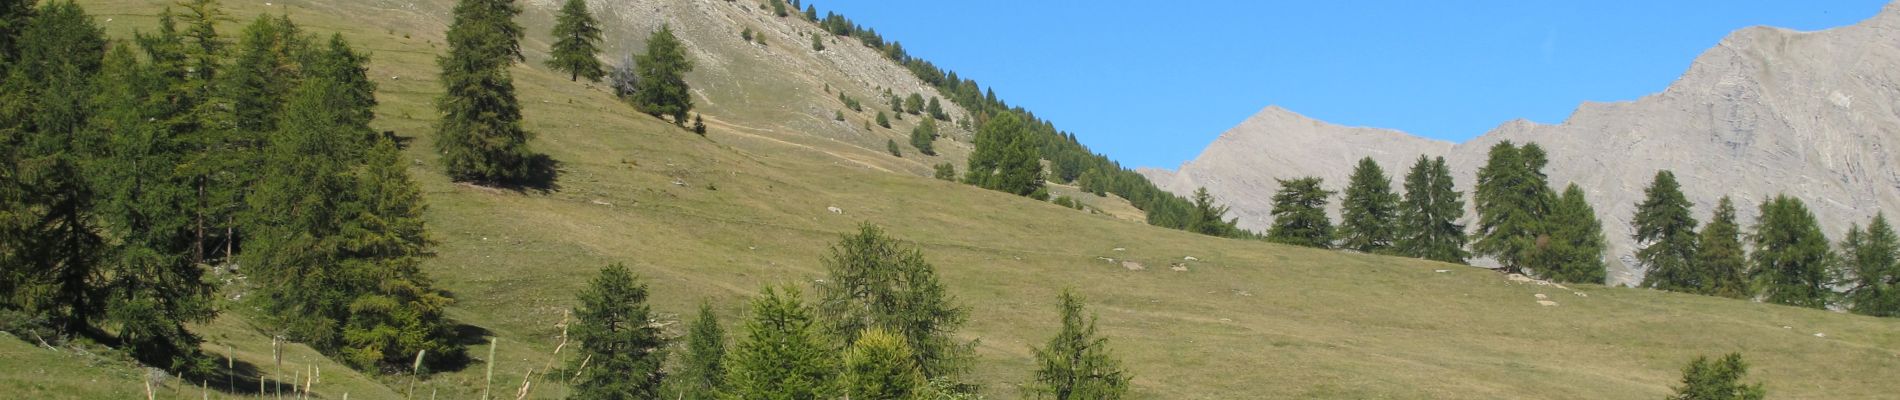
[20,0,1899,399]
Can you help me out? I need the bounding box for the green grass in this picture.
[7,0,1898,398]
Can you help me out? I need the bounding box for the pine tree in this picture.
[633,24,695,125]
[1839,214,1900,317]
[1634,170,1701,291]
[1750,195,1833,309]
[569,263,668,399]
[1338,157,1399,254]
[693,113,707,135]
[1026,290,1129,400]
[436,0,537,184]
[1395,156,1469,264]
[723,286,838,400]
[1267,177,1334,249]
[909,117,937,155]
[667,302,726,400]
[815,224,971,379]
[92,43,217,374]
[1668,353,1766,400]
[1473,141,1554,274]
[1541,184,1606,284]
[964,113,1043,198]
[175,0,244,267]
[1186,187,1238,237]
[886,138,901,157]
[810,33,824,51]
[225,15,307,139]
[875,111,890,128]
[9,0,108,335]
[1696,197,1750,299]
[840,328,926,400]
[547,0,604,82]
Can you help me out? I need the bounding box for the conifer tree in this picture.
[245,71,366,351]
[724,286,838,400]
[1541,184,1606,284]
[436,0,536,184]
[909,117,937,155]
[569,263,667,399]
[1839,214,1899,317]
[841,328,926,400]
[876,111,890,129]
[926,96,946,120]
[0,0,32,62]
[810,33,824,51]
[1267,177,1334,249]
[1338,157,1399,254]
[225,15,306,139]
[1187,187,1238,237]
[1696,197,1750,299]
[964,113,1043,198]
[175,0,246,266]
[0,0,28,310]
[338,137,462,371]
[1668,353,1766,400]
[1473,141,1554,274]
[1750,195,1833,309]
[92,44,216,373]
[668,302,726,400]
[1395,156,1468,264]
[1634,170,1701,291]
[1027,290,1129,400]
[816,224,971,379]
[933,163,956,181]
[9,0,108,334]
[547,0,604,82]
[633,24,695,125]
[905,93,924,115]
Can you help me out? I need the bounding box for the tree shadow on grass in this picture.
[476,154,562,194]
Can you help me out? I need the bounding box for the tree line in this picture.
[1234,140,1897,317]
[796,2,1236,238]
[565,224,1132,400]
[0,0,459,377]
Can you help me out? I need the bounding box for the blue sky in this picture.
[810,0,1888,169]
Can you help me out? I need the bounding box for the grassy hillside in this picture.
[7,0,1897,398]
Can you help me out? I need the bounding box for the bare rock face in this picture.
[1145,4,1900,286]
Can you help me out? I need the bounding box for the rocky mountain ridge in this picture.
[1142,2,1900,285]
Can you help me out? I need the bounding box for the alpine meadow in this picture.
[1,0,1897,399]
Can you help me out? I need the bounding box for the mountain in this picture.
[1144,3,1900,285]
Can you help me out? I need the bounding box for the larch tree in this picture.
[909,117,937,155]
[1839,214,1900,317]
[1026,290,1130,400]
[723,286,838,400]
[1267,177,1334,249]
[568,263,668,400]
[1338,157,1399,254]
[1695,197,1751,299]
[964,113,1043,198]
[1634,170,1701,291]
[436,0,537,184]
[1668,353,1766,400]
[1541,184,1606,284]
[667,302,727,400]
[1187,187,1238,238]
[1473,141,1554,275]
[816,224,971,379]
[633,24,695,125]
[840,328,927,400]
[546,0,604,82]
[1395,156,1469,264]
[1750,195,1833,309]
[8,0,108,335]
[92,44,217,373]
